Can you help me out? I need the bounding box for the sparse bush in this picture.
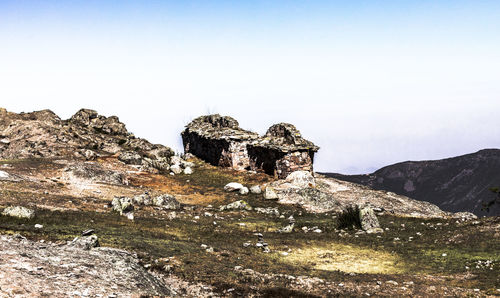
[336,205,361,230]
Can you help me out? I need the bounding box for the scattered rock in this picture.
[151,194,181,210]
[170,164,182,175]
[224,182,244,192]
[82,229,95,236]
[183,167,193,175]
[2,206,35,219]
[254,207,280,217]
[249,185,262,194]
[263,186,278,200]
[219,200,252,211]
[111,197,134,215]
[239,187,249,195]
[69,235,100,250]
[0,170,10,179]
[34,224,43,229]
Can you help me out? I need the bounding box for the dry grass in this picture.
[285,242,404,274]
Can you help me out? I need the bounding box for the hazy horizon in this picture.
[1,1,500,174]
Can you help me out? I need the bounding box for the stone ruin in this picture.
[181,114,319,179]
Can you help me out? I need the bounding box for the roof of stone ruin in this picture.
[254,123,319,152]
[183,115,319,152]
[183,114,259,141]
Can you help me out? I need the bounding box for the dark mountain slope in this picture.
[322,149,500,216]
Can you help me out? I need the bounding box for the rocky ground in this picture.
[0,108,499,297]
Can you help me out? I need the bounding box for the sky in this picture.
[1,1,499,174]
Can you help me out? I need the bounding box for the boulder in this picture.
[219,200,252,211]
[170,164,182,175]
[249,185,262,194]
[69,235,100,250]
[153,194,181,210]
[263,187,278,200]
[183,167,193,175]
[239,187,249,195]
[111,197,134,215]
[285,171,316,188]
[359,207,382,233]
[0,171,9,179]
[133,193,152,206]
[2,206,35,219]
[224,182,244,192]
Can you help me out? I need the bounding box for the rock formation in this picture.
[181,114,319,178]
[0,108,175,173]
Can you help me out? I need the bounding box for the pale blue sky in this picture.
[1,1,499,173]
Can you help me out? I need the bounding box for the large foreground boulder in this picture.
[0,235,172,296]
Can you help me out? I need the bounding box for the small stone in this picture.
[183,167,193,175]
[249,185,262,194]
[313,229,322,233]
[263,187,278,200]
[170,164,183,174]
[81,229,94,236]
[239,187,249,195]
[224,182,244,192]
[34,224,43,229]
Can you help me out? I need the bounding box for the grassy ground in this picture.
[0,158,499,296]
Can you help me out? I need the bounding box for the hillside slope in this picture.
[323,149,500,216]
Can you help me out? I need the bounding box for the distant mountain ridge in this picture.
[321,149,500,216]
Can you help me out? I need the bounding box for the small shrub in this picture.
[336,205,361,230]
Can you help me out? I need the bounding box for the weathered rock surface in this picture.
[118,151,143,165]
[1,206,35,219]
[65,162,126,185]
[0,235,172,296]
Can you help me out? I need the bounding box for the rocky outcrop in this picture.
[0,235,172,296]
[267,173,454,218]
[324,149,500,216]
[182,114,319,178]
[0,108,174,173]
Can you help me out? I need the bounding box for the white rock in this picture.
[183,167,193,175]
[263,187,278,200]
[285,171,316,188]
[224,182,244,192]
[239,187,249,195]
[0,171,9,179]
[2,206,35,219]
[170,164,182,174]
[34,224,43,229]
[249,185,262,194]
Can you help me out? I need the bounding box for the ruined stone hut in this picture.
[181,114,319,179]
